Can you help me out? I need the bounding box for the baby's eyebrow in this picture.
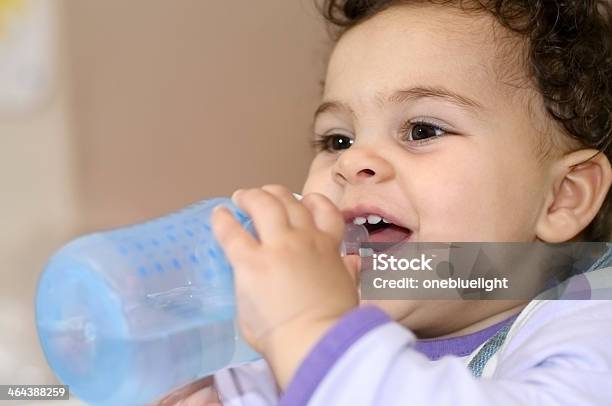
[387,86,484,112]
[314,85,484,120]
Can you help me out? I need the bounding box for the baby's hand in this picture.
[152,376,221,406]
[211,185,358,388]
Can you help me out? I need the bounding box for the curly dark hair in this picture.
[318,0,612,241]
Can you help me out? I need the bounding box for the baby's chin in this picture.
[357,298,470,337]
[358,298,421,322]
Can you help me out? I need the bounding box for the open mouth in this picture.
[351,214,413,243]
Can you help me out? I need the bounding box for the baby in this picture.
[156,0,612,405]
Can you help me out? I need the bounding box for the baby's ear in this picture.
[536,149,612,242]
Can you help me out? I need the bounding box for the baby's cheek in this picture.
[302,176,342,205]
[301,180,320,196]
[302,162,325,194]
[416,182,491,241]
[420,185,537,242]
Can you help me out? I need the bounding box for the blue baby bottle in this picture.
[35,196,368,406]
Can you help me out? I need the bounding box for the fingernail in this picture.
[212,205,228,215]
[232,189,243,202]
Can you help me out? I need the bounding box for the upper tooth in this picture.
[382,218,391,224]
[367,214,382,224]
[353,216,367,225]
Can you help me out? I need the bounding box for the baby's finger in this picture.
[232,188,291,241]
[342,254,362,286]
[153,376,217,406]
[212,206,258,265]
[261,184,314,229]
[301,193,344,242]
[177,385,221,406]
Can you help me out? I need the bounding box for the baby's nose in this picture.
[333,147,394,185]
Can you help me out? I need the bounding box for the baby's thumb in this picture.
[342,254,361,285]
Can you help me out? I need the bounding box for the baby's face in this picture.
[302,4,550,335]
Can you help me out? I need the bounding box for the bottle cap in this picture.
[341,222,369,256]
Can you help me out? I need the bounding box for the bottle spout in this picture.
[341,223,369,256]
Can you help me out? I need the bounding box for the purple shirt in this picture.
[216,248,612,406]
[280,308,518,406]
[214,311,516,406]
[414,315,517,360]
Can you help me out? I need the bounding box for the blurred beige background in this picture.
[0,0,330,404]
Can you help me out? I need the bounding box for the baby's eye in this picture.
[313,134,354,152]
[401,121,448,143]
